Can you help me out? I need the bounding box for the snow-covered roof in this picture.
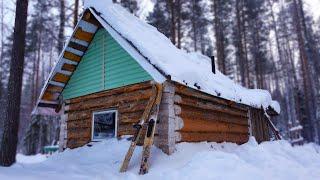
[34,0,280,114]
[84,0,280,113]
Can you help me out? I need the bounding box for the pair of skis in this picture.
[119,83,163,175]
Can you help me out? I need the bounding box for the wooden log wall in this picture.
[63,80,273,150]
[249,108,270,143]
[64,81,153,149]
[173,83,250,144]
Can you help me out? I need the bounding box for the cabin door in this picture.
[92,110,118,141]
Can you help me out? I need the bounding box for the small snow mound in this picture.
[16,154,47,164]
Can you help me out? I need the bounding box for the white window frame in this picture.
[91,109,118,141]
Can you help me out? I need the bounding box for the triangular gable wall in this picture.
[62,29,152,99]
[36,9,165,110]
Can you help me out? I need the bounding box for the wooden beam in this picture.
[38,102,58,109]
[42,91,59,101]
[84,11,91,20]
[83,11,101,27]
[74,27,94,42]
[174,82,248,112]
[63,51,82,62]
[178,131,249,144]
[46,84,64,93]
[52,72,70,83]
[61,63,77,72]
[68,41,87,52]
[180,118,249,134]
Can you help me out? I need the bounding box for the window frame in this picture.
[91,109,118,141]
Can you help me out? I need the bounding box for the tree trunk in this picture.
[74,0,79,28]
[292,0,315,142]
[0,0,29,167]
[191,0,197,51]
[235,0,246,86]
[240,1,250,88]
[0,0,4,98]
[213,0,226,74]
[167,0,176,45]
[58,0,65,53]
[176,0,181,49]
[35,30,41,104]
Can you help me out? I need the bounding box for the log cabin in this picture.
[34,0,280,155]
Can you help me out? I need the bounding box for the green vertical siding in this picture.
[62,29,152,99]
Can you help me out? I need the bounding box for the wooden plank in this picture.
[67,99,149,121]
[63,51,82,62]
[119,111,144,123]
[69,81,153,104]
[117,124,139,136]
[83,11,101,27]
[174,82,248,112]
[180,105,248,126]
[68,89,152,112]
[68,41,87,52]
[74,27,94,42]
[139,84,163,174]
[67,127,91,139]
[67,119,91,129]
[180,118,249,134]
[178,131,249,144]
[46,84,63,93]
[67,111,90,121]
[176,95,248,118]
[67,138,90,149]
[52,72,70,83]
[38,102,58,108]
[42,91,59,101]
[61,63,77,72]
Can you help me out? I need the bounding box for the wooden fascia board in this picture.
[34,10,100,110]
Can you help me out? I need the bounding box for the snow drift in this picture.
[0,138,319,180]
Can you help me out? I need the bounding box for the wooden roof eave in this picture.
[33,9,101,113]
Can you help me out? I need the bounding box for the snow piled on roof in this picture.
[1,138,319,179]
[84,0,280,113]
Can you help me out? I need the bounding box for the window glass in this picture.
[93,111,116,140]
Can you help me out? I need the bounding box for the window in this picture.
[92,110,117,141]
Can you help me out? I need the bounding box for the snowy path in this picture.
[0,138,319,180]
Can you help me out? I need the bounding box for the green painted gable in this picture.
[62,29,153,99]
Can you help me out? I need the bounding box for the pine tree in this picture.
[0,0,29,166]
[147,0,172,39]
[233,0,250,87]
[290,0,317,142]
[244,0,270,89]
[212,0,232,75]
[116,0,139,15]
[185,0,211,54]
[28,0,59,105]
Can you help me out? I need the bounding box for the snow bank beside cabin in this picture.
[0,138,319,180]
[84,0,280,113]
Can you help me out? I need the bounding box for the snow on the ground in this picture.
[16,154,47,164]
[82,0,280,113]
[0,138,319,180]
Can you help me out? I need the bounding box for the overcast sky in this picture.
[304,0,320,20]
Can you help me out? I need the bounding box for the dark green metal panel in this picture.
[62,29,152,99]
